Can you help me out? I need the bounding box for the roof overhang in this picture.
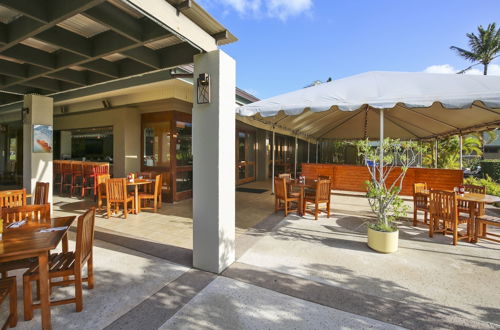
[0,0,236,108]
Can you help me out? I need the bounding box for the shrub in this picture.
[464,175,500,207]
[480,160,500,182]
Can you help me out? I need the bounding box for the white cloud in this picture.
[423,64,500,75]
[198,0,312,20]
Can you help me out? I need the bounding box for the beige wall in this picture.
[54,98,193,177]
[54,107,141,177]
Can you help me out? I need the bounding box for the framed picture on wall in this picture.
[33,125,53,153]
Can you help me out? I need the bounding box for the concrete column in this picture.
[60,131,72,159]
[23,94,53,203]
[193,50,236,274]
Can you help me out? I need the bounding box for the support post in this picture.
[192,50,235,274]
[379,109,384,180]
[294,136,298,178]
[23,94,53,206]
[271,130,275,194]
[459,135,463,170]
[307,141,310,163]
[316,141,319,163]
[434,139,438,168]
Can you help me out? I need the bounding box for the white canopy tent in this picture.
[236,71,500,192]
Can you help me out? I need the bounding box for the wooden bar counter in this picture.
[301,163,463,196]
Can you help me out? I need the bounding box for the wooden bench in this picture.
[476,215,500,243]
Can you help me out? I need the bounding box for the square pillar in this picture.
[192,50,236,273]
[23,94,53,203]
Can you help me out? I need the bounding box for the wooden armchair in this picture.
[137,174,162,212]
[0,277,17,328]
[458,184,485,217]
[303,179,331,220]
[274,177,301,216]
[23,208,96,319]
[413,182,429,226]
[0,189,26,208]
[96,174,110,210]
[429,190,471,245]
[34,182,49,205]
[105,178,134,219]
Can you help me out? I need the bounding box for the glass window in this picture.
[144,121,171,167]
[176,121,192,166]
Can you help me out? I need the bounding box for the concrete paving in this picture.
[238,194,500,327]
[0,237,189,330]
[159,276,403,330]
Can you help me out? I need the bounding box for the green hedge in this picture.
[464,175,500,207]
[481,160,500,182]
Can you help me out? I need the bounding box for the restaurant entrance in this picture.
[236,128,256,185]
[141,111,192,202]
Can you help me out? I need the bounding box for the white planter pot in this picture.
[367,227,399,253]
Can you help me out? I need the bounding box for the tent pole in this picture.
[459,135,463,170]
[434,139,438,168]
[379,109,384,180]
[294,136,298,178]
[272,130,275,194]
[316,141,319,163]
[307,141,310,163]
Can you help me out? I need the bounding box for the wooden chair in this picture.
[303,179,331,220]
[429,190,471,245]
[53,160,62,194]
[96,174,110,210]
[70,161,84,197]
[23,208,96,319]
[0,204,52,279]
[137,174,162,212]
[105,178,134,219]
[0,189,26,208]
[274,177,300,216]
[458,184,486,217]
[33,182,49,205]
[413,183,429,226]
[278,173,292,180]
[81,163,97,198]
[0,277,17,329]
[476,215,500,243]
[60,160,73,194]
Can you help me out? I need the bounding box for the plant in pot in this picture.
[357,138,421,253]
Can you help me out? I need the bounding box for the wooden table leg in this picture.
[134,185,139,214]
[38,252,51,330]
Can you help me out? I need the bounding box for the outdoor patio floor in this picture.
[2,181,499,329]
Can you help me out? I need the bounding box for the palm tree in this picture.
[450,23,500,75]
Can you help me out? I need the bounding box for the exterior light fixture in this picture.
[196,73,210,104]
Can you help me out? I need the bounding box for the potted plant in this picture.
[357,139,420,253]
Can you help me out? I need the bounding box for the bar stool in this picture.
[70,162,84,197]
[82,163,96,198]
[61,161,73,194]
[53,161,62,194]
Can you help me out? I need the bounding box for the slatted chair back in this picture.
[274,177,287,199]
[1,204,50,224]
[413,182,427,194]
[94,163,109,175]
[75,208,96,266]
[429,190,457,224]
[61,161,72,174]
[106,178,127,202]
[414,192,428,210]
[34,182,49,205]
[71,161,83,175]
[54,161,62,175]
[458,184,486,215]
[83,163,95,176]
[315,179,331,202]
[0,189,27,208]
[97,174,110,194]
[278,173,291,180]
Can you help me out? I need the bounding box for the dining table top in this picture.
[0,216,76,259]
[421,190,500,203]
[126,179,153,186]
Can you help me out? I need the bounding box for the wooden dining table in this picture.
[289,179,316,215]
[0,216,76,330]
[126,179,153,214]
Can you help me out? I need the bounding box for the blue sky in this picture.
[197,0,500,99]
